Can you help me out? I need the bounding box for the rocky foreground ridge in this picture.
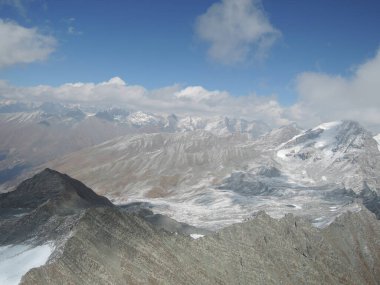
[22,206,380,285]
[0,170,380,285]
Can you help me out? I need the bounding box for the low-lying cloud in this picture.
[0,77,289,127]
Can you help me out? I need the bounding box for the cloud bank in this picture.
[1,38,380,131]
[0,77,289,127]
[0,19,56,68]
[195,0,280,64]
[294,49,380,131]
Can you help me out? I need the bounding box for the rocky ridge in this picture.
[1,169,380,284]
[0,168,113,245]
[21,205,380,285]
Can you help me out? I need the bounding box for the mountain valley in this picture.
[1,102,380,284]
[44,119,380,230]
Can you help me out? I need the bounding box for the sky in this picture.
[0,0,380,130]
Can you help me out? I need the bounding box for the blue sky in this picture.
[0,0,380,130]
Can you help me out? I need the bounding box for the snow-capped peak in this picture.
[274,120,377,192]
[127,111,161,126]
[312,121,342,131]
[374,134,380,151]
[311,121,344,149]
[279,120,367,152]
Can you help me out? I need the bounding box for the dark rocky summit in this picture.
[0,168,113,244]
[0,168,113,213]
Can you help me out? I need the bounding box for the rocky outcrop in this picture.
[21,207,380,285]
[0,168,112,212]
[0,168,113,244]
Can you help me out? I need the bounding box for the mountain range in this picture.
[0,101,269,190]
[1,100,380,284]
[45,120,380,230]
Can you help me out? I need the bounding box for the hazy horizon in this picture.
[1,0,380,131]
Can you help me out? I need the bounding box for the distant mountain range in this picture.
[0,101,270,190]
[1,101,380,229]
[0,100,271,137]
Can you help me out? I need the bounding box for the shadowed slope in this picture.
[0,168,113,212]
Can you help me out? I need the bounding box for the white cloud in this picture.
[0,76,290,127]
[195,0,280,64]
[102,76,126,86]
[28,77,144,103]
[2,48,380,131]
[175,86,228,104]
[0,19,56,68]
[294,48,380,131]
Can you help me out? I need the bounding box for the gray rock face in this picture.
[360,184,380,219]
[20,207,380,285]
[253,123,302,149]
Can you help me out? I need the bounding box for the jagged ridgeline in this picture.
[0,103,270,191]
[0,169,380,285]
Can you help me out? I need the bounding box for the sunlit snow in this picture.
[277,121,343,161]
[374,134,380,151]
[0,243,54,285]
[190,234,204,239]
[313,121,342,131]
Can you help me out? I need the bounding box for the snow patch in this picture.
[190,234,204,239]
[276,121,344,161]
[374,134,380,151]
[313,121,342,131]
[0,243,54,285]
[127,111,159,126]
